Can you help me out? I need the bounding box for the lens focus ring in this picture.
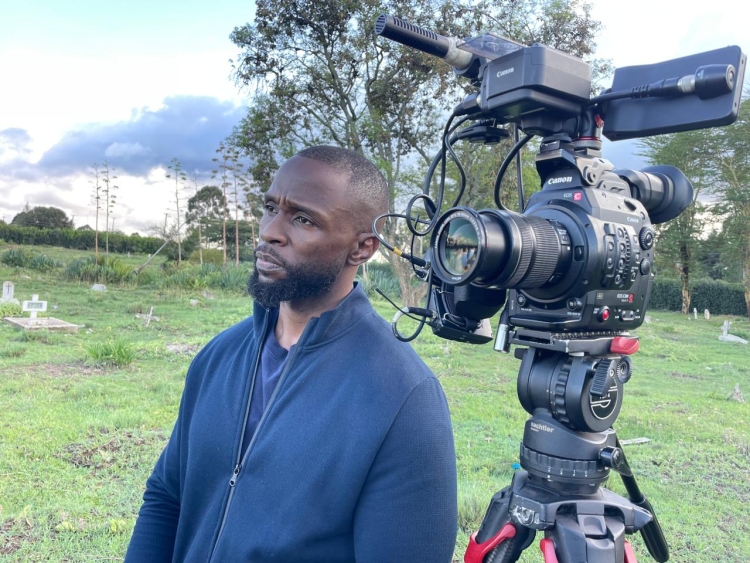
[504,215,563,288]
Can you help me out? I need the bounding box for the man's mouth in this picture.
[255,251,284,272]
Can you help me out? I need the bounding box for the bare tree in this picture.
[101,161,118,258]
[190,170,204,265]
[166,158,188,265]
[212,142,232,267]
[89,163,102,261]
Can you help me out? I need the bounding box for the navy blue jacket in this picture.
[126,285,457,562]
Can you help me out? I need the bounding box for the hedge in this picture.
[0,223,163,254]
[649,278,747,316]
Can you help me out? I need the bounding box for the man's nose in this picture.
[259,213,287,245]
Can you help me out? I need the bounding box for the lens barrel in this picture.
[431,207,571,290]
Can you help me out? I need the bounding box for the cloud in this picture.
[2,95,246,180]
[0,96,249,232]
[104,141,152,159]
[0,127,34,163]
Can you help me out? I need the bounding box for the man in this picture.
[126,146,457,562]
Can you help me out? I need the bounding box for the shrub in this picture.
[649,278,747,316]
[1,248,30,267]
[649,279,682,311]
[690,279,747,316]
[64,256,135,285]
[0,301,22,317]
[219,266,250,292]
[0,223,163,254]
[28,253,62,271]
[84,338,136,367]
[357,262,399,299]
[189,249,224,265]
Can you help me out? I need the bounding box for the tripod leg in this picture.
[539,538,559,563]
[464,486,535,563]
[624,541,638,563]
[548,513,627,563]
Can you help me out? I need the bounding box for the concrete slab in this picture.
[3,316,79,333]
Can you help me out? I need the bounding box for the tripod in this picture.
[464,329,669,563]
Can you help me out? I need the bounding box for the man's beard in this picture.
[248,247,347,308]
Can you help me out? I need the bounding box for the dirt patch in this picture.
[0,518,33,555]
[670,372,700,380]
[0,361,106,380]
[58,430,165,470]
[166,343,200,355]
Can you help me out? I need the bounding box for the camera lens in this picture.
[432,207,572,290]
[440,218,479,276]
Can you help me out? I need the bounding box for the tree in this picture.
[226,146,248,266]
[186,185,228,253]
[166,158,188,265]
[189,170,205,264]
[212,142,233,266]
[89,163,103,260]
[228,0,604,304]
[242,177,264,254]
[11,205,73,229]
[101,161,118,258]
[638,129,715,313]
[715,96,750,318]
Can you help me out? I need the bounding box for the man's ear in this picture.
[347,233,380,266]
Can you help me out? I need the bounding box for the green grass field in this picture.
[1,245,749,562]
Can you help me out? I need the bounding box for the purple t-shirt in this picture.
[242,329,289,452]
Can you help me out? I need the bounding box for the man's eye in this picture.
[264,204,277,214]
[295,216,314,226]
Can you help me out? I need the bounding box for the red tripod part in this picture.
[464,523,516,563]
[539,538,559,562]
[537,537,639,562]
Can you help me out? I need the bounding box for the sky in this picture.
[0,0,747,233]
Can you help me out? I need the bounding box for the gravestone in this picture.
[693,308,698,320]
[91,284,107,292]
[23,294,47,322]
[135,306,160,327]
[704,309,710,320]
[719,320,749,344]
[1,281,20,305]
[3,293,79,333]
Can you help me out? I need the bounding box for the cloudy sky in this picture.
[0,0,747,233]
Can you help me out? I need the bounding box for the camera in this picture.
[375,15,745,562]
[374,14,745,344]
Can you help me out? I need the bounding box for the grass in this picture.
[0,245,749,561]
[84,338,137,367]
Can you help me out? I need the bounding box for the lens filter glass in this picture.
[441,218,479,276]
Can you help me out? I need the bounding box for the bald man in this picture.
[126,146,457,563]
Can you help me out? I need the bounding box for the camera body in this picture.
[506,153,655,333]
[428,143,659,335]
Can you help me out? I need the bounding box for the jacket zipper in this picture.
[207,314,310,562]
[206,313,267,562]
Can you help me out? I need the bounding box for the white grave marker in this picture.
[2,281,13,301]
[704,309,710,320]
[22,294,47,320]
[693,308,698,320]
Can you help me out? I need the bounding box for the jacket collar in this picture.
[251,283,373,348]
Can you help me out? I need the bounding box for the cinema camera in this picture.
[374,14,745,563]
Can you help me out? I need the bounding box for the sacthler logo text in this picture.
[530,422,554,433]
